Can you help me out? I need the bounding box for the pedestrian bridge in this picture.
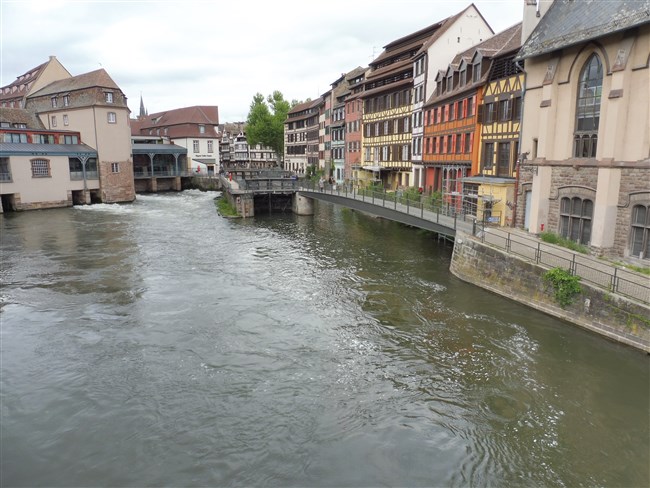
[297,186,475,239]
[219,172,476,239]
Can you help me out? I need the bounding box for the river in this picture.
[1,190,648,487]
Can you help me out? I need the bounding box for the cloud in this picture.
[1,0,525,122]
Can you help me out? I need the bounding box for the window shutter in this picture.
[450,134,456,153]
[477,105,484,124]
[443,136,448,153]
[444,104,449,122]
[462,99,468,119]
[460,134,465,153]
[469,133,474,152]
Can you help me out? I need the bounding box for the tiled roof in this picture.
[517,0,650,60]
[424,22,523,107]
[29,69,121,98]
[0,60,47,102]
[138,105,219,129]
[0,108,44,129]
[0,142,97,156]
[287,99,314,115]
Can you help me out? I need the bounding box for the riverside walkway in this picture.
[297,184,650,306]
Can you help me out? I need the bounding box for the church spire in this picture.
[139,93,147,119]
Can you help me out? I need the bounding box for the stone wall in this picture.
[450,230,650,353]
[99,160,135,203]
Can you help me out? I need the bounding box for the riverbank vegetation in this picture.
[215,197,239,217]
[539,231,589,254]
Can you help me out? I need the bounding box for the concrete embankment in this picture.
[450,230,650,353]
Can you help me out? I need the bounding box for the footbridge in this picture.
[220,172,476,239]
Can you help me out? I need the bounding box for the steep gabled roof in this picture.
[29,69,121,97]
[0,61,48,102]
[424,22,523,106]
[517,0,650,60]
[0,107,45,129]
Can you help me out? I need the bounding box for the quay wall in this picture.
[450,231,650,353]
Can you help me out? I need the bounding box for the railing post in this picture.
[421,202,424,219]
[571,253,577,275]
[472,219,476,236]
[536,242,541,264]
[406,197,409,215]
[611,267,618,293]
[372,191,375,205]
[395,194,397,210]
[506,232,511,252]
[383,190,386,207]
[454,212,457,229]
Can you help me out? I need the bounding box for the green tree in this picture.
[246,91,293,165]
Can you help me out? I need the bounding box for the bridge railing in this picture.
[301,182,479,232]
[475,226,650,305]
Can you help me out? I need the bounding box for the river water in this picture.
[1,190,648,487]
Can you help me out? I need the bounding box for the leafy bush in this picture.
[543,267,582,307]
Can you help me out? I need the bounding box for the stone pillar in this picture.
[236,193,255,218]
[529,165,552,234]
[591,168,621,249]
[293,193,314,215]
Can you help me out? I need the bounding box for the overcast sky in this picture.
[1,0,524,122]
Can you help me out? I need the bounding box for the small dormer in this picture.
[445,66,455,93]
[458,59,469,87]
[471,51,484,83]
[435,71,445,96]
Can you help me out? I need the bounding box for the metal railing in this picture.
[301,182,478,233]
[476,227,650,305]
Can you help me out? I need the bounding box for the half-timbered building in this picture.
[422,23,521,215]
[465,23,523,226]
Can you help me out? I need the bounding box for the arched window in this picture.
[630,204,650,259]
[559,196,593,244]
[573,54,602,158]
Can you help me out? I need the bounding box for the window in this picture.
[31,159,50,177]
[485,103,496,124]
[630,205,650,259]
[449,103,455,121]
[573,54,602,158]
[207,140,213,152]
[105,92,114,103]
[51,96,57,108]
[193,140,200,152]
[498,99,512,121]
[63,114,69,126]
[0,157,11,181]
[3,133,27,143]
[460,68,467,87]
[107,112,117,124]
[464,132,472,153]
[446,135,453,153]
[455,134,462,153]
[51,115,57,127]
[467,97,474,117]
[111,162,120,173]
[473,61,481,82]
[483,142,494,169]
[63,135,79,144]
[497,142,511,176]
[199,124,205,134]
[63,95,70,107]
[513,96,522,120]
[559,197,593,244]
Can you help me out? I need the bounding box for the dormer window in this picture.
[63,95,70,107]
[460,68,467,87]
[447,73,453,92]
[473,61,482,82]
[51,96,57,108]
[199,124,205,134]
[105,92,114,103]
